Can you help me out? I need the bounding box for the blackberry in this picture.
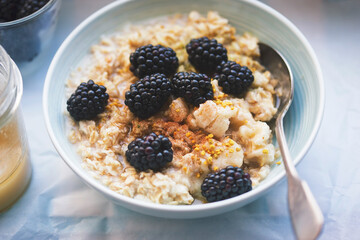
[66,80,109,121]
[125,73,172,119]
[0,0,49,22]
[186,37,228,74]
[217,61,254,95]
[129,44,179,78]
[171,72,214,106]
[201,166,252,202]
[17,0,49,19]
[126,133,173,171]
[0,0,18,22]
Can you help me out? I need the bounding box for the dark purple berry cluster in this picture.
[126,133,173,172]
[201,166,252,202]
[124,73,172,119]
[186,37,228,74]
[171,72,214,106]
[66,80,109,121]
[130,44,179,78]
[0,0,49,22]
[217,61,254,95]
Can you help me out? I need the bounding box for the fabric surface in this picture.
[0,0,359,239]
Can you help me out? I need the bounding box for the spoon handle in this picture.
[275,117,324,240]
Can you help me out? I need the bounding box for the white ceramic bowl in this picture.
[43,0,324,218]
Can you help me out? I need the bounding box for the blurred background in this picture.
[0,0,359,239]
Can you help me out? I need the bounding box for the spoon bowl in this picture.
[258,43,293,114]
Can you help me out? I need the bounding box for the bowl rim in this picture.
[0,0,57,28]
[43,0,325,214]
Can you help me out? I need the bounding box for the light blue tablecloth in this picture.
[1,0,359,239]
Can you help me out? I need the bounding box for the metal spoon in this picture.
[259,43,324,240]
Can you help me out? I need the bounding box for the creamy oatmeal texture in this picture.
[66,11,279,204]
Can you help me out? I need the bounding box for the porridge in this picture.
[65,11,280,204]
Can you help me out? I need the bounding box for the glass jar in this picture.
[0,45,31,211]
[0,0,60,64]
